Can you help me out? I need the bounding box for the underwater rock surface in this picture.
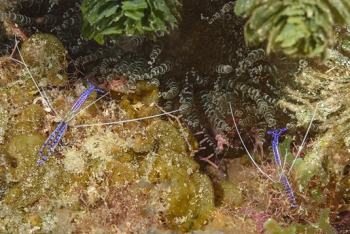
[0,0,350,233]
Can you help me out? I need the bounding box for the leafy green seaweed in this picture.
[81,0,181,44]
[235,0,350,59]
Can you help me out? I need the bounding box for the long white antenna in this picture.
[280,148,289,180]
[75,109,181,128]
[16,37,62,118]
[288,102,318,174]
[229,102,276,183]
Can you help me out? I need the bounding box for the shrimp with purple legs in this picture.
[37,80,105,165]
[229,102,318,208]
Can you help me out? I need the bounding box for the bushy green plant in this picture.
[81,0,181,45]
[235,0,350,59]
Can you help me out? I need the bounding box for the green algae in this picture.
[341,39,350,56]
[20,33,68,87]
[20,104,46,127]
[132,132,154,153]
[263,218,296,234]
[106,161,138,185]
[291,122,348,201]
[264,208,337,234]
[213,180,242,207]
[139,150,214,231]
[20,79,214,232]
[147,120,189,153]
[2,85,34,106]
[0,105,8,144]
[0,165,7,199]
[8,122,34,138]
[0,34,213,232]
[81,0,181,44]
[128,80,159,106]
[76,118,214,232]
[92,114,214,231]
[3,133,59,208]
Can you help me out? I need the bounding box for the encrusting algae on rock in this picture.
[0,33,67,210]
[3,133,60,208]
[0,34,215,232]
[20,33,68,87]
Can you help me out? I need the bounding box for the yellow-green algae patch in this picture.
[264,208,336,233]
[20,33,68,86]
[213,180,242,207]
[3,133,60,208]
[0,41,214,232]
[147,120,189,153]
[80,117,214,232]
[139,150,214,232]
[72,110,213,232]
[0,165,6,199]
